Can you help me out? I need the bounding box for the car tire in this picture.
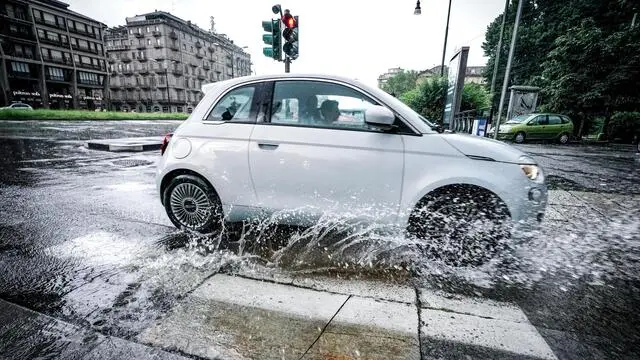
[407,185,512,267]
[163,174,223,233]
[514,132,526,144]
[559,133,570,144]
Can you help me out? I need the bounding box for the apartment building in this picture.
[0,0,107,109]
[105,11,251,113]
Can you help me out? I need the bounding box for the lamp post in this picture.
[415,0,453,77]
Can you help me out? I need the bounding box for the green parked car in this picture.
[495,113,574,144]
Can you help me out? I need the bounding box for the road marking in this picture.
[419,289,558,360]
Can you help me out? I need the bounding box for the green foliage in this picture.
[607,112,640,143]
[483,0,640,136]
[399,77,490,122]
[381,70,420,97]
[0,109,189,121]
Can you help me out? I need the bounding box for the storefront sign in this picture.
[12,90,40,97]
[81,95,102,101]
[49,93,73,99]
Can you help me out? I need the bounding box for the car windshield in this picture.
[506,114,533,124]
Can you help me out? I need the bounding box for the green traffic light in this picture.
[263,47,274,57]
[262,20,273,32]
[263,34,274,45]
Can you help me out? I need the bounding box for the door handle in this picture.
[258,143,279,150]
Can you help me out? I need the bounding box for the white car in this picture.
[1,102,33,110]
[156,74,547,265]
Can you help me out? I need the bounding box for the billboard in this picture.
[443,47,469,128]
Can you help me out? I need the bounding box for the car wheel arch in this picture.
[160,168,220,206]
[404,182,512,226]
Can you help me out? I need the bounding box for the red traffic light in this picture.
[282,13,296,28]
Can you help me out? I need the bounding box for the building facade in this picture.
[0,0,108,109]
[417,65,487,85]
[377,67,403,88]
[105,11,251,113]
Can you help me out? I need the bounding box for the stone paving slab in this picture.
[292,275,416,304]
[85,137,163,152]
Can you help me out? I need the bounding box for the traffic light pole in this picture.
[284,56,290,73]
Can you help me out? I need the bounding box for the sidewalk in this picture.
[85,136,163,152]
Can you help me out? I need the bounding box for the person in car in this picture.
[300,95,322,124]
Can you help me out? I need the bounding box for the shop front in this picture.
[10,90,43,108]
[77,88,104,111]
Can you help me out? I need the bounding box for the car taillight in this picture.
[160,133,173,155]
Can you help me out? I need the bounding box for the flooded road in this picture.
[0,120,639,359]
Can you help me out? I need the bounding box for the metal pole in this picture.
[488,0,509,128]
[284,56,290,73]
[165,70,169,111]
[493,0,523,139]
[440,0,453,77]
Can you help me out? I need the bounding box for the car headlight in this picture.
[520,164,544,183]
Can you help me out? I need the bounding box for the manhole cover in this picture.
[112,159,153,167]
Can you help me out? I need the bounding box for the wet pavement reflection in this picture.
[0,121,638,359]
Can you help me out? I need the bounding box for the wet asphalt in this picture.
[0,120,639,360]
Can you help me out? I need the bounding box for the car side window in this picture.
[548,115,562,125]
[533,115,548,125]
[269,80,381,131]
[206,85,256,122]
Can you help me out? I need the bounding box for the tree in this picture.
[381,70,420,97]
[400,77,490,123]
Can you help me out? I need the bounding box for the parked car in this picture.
[0,102,33,110]
[156,74,548,265]
[493,113,574,144]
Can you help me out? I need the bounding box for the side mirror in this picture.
[364,105,395,129]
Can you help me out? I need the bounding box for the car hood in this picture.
[439,133,534,164]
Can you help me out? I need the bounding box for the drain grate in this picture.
[112,159,153,167]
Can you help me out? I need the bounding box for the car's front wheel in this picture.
[407,185,512,266]
[514,132,526,144]
[163,174,223,233]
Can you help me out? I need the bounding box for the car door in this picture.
[248,79,405,224]
[526,115,547,139]
[546,115,564,139]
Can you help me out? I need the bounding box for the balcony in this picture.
[195,52,204,59]
[39,37,62,46]
[45,57,73,66]
[107,57,116,63]
[125,83,135,89]
[79,63,104,71]
[154,43,163,49]
[197,73,205,80]
[139,82,151,89]
[169,43,179,51]
[203,62,210,70]
[195,41,202,49]
[136,44,146,50]
[157,82,168,88]
[8,29,36,41]
[121,56,132,63]
[110,44,130,51]
[169,31,178,40]
[123,68,133,75]
[1,12,32,25]
[134,32,145,38]
[137,66,149,74]
[207,45,215,53]
[137,55,148,62]
[172,67,183,76]
[152,30,162,37]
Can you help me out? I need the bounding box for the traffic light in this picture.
[262,19,281,60]
[281,11,298,59]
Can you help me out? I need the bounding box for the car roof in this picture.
[201,73,370,94]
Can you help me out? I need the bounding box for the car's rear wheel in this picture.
[514,132,526,144]
[407,185,511,267]
[559,133,570,144]
[163,174,223,233]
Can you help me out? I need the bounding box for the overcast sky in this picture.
[65,0,505,87]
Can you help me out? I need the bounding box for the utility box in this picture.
[472,118,488,137]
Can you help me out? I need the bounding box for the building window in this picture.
[155,25,159,32]
[190,46,193,52]
[61,34,68,44]
[43,12,55,24]
[182,32,185,39]
[48,67,65,81]
[97,44,103,53]
[159,76,165,85]
[139,39,143,46]
[183,44,186,50]
[147,39,151,45]
[37,29,45,39]
[130,39,134,45]
[76,22,86,33]
[129,29,133,34]
[156,38,161,46]
[146,26,150,33]
[11,61,29,73]
[47,32,60,42]
[50,49,63,60]
[78,39,88,49]
[81,56,91,64]
[56,16,65,28]
[33,9,43,20]
[78,71,100,85]
[74,54,80,63]
[138,27,142,34]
